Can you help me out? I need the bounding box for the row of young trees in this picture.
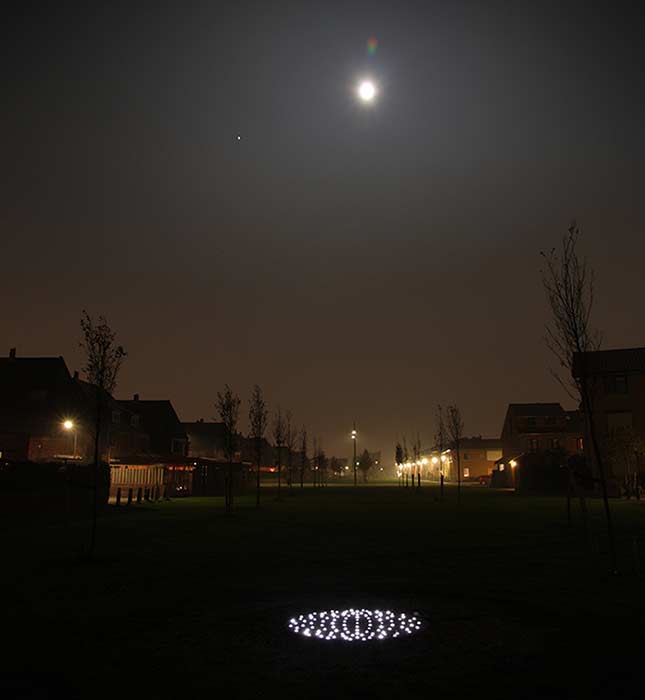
[219,384,333,513]
[394,404,464,500]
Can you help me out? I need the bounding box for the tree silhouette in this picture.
[358,449,373,482]
[216,385,240,514]
[447,405,464,503]
[272,407,286,499]
[248,384,268,509]
[79,310,126,558]
[299,427,308,488]
[435,405,448,500]
[541,223,616,571]
[285,410,297,494]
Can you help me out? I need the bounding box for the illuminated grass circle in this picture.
[288,609,422,642]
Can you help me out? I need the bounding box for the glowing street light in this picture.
[63,419,77,459]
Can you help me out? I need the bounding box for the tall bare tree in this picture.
[395,442,404,486]
[447,405,464,503]
[358,448,373,483]
[80,310,126,558]
[299,426,308,488]
[285,410,297,494]
[541,223,616,571]
[248,384,268,509]
[216,384,241,514]
[272,406,286,499]
[435,404,448,500]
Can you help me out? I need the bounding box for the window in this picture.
[576,437,584,453]
[131,414,140,427]
[527,438,539,452]
[463,468,470,478]
[527,417,536,428]
[112,411,121,424]
[549,438,560,450]
[604,375,628,395]
[463,453,470,461]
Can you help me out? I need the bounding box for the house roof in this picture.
[118,399,187,453]
[459,437,503,449]
[182,420,226,440]
[572,347,645,377]
[506,403,565,417]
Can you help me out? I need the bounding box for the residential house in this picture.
[572,347,645,484]
[455,437,503,480]
[0,348,113,463]
[500,403,584,461]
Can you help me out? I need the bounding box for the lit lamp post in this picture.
[510,459,518,491]
[351,425,357,487]
[63,419,77,459]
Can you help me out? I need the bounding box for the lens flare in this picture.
[367,37,378,56]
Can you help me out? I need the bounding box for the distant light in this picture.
[440,455,447,463]
[63,420,74,430]
[431,457,438,465]
[358,80,376,102]
[288,608,422,642]
[236,134,242,141]
[422,458,428,466]
[510,460,517,469]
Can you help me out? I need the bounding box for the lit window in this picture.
[576,437,584,452]
[463,468,470,478]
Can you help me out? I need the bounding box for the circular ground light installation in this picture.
[288,609,422,642]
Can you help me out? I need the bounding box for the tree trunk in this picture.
[456,444,461,504]
[256,446,261,508]
[89,386,102,558]
[582,382,617,572]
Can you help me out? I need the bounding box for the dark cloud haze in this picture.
[3,1,644,458]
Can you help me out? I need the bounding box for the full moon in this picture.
[358,80,376,102]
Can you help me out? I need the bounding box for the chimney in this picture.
[9,347,16,359]
[73,370,79,381]
[133,393,139,401]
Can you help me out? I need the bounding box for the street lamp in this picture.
[63,419,77,459]
[351,424,357,487]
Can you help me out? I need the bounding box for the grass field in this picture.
[2,483,645,699]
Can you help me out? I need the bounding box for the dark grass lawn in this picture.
[2,484,645,699]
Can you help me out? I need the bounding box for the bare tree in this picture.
[395,442,404,486]
[358,449,372,483]
[248,384,268,509]
[316,441,327,487]
[217,385,241,514]
[299,426,308,488]
[79,310,126,558]
[272,406,286,499]
[312,436,318,487]
[435,405,448,500]
[541,223,616,571]
[447,405,464,503]
[285,410,297,494]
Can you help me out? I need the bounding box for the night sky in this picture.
[3,1,644,458]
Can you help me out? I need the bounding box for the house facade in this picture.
[501,403,584,461]
[572,347,645,484]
